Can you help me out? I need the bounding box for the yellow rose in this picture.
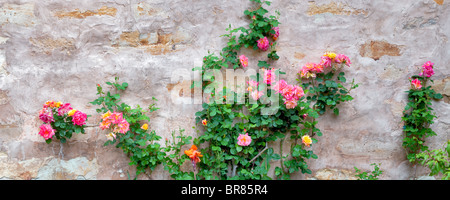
[68,109,77,116]
[55,101,63,108]
[102,111,112,120]
[324,52,337,59]
[141,123,148,130]
[302,135,312,147]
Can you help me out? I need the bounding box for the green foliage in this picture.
[220,0,280,65]
[193,92,320,180]
[302,71,358,115]
[354,163,383,180]
[411,141,450,180]
[402,76,442,162]
[163,128,196,180]
[48,110,89,144]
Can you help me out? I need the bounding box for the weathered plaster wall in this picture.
[0,0,448,180]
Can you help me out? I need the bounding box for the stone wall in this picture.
[0,0,448,180]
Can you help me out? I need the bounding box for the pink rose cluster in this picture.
[409,61,436,90]
[263,68,276,85]
[299,52,351,79]
[38,100,87,141]
[257,26,280,51]
[419,61,434,78]
[273,79,305,109]
[247,79,264,101]
[100,111,130,135]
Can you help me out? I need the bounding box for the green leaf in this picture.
[258,61,270,68]
[75,126,82,133]
[236,145,243,152]
[433,93,443,100]
[326,99,336,106]
[333,108,339,116]
[290,115,300,121]
[210,110,217,117]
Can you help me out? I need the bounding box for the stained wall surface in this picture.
[0,0,449,180]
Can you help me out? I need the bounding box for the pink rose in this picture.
[250,90,264,101]
[320,56,332,68]
[273,79,288,94]
[270,27,280,41]
[313,63,324,73]
[293,85,305,100]
[39,124,55,140]
[239,55,248,68]
[72,111,87,126]
[419,61,434,78]
[57,103,72,116]
[284,99,298,109]
[237,133,252,146]
[117,119,130,134]
[39,109,54,124]
[263,68,275,85]
[257,37,269,51]
[247,79,259,92]
[411,78,422,90]
[335,54,351,67]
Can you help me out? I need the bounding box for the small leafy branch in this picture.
[354,163,383,180]
[163,128,195,180]
[402,61,443,164]
[220,0,280,69]
[411,141,450,180]
[90,77,196,179]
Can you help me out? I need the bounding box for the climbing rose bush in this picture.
[37,100,89,143]
[403,61,442,163]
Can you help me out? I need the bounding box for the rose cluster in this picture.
[256,26,279,52]
[247,79,264,101]
[299,52,351,79]
[273,79,305,109]
[410,61,435,90]
[38,100,87,141]
[100,111,130,141]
